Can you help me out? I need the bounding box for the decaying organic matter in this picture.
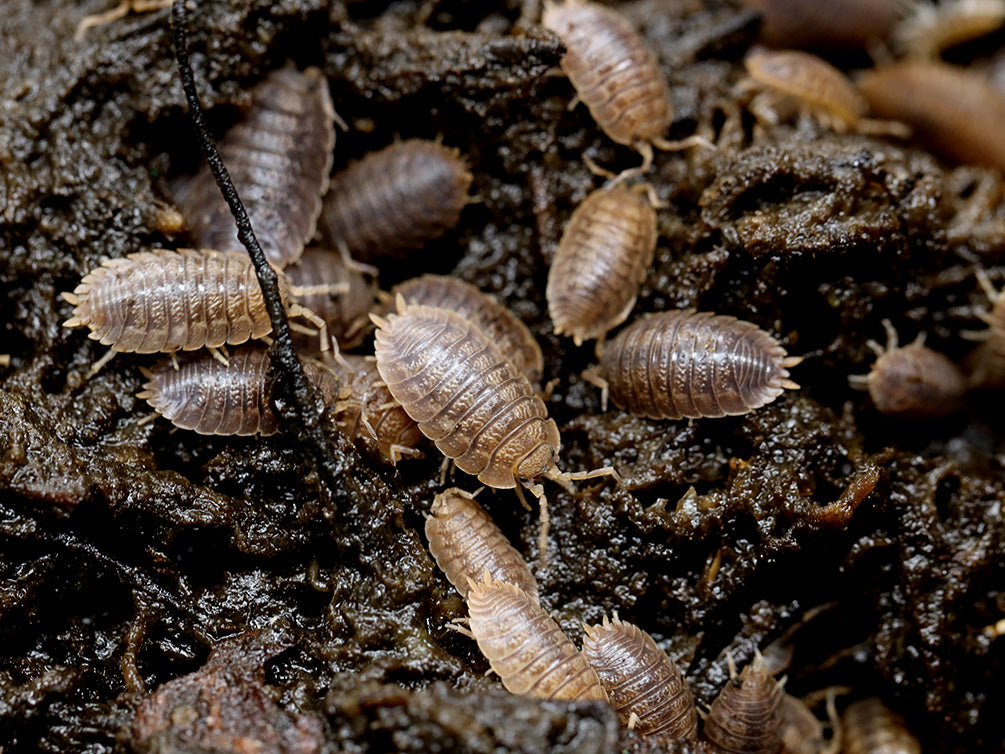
[1,0,1003,752]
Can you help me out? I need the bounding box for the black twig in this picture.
[170,0,346,491]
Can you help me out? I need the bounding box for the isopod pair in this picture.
[426,491,696,741]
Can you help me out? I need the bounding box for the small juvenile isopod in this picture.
[742,48,868,133]
[393,274,544,385]
[542,0,708,174]
[858,60,1005,171]
[425,488,539,601]
[702,655,784,754]
[329,354,425,463]
[466,577,608,702]
[137,345,341,436]
[318,140,473,264]
[172,67,336,269]
[547,186,657,346]
[840,697,921,754]
[62,249,325,355]
[580,614,697,741]
[848,320,967,418]
[284,247,378,352]
[893,0,1005,59]
[595,310,800,420]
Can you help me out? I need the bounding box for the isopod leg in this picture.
[86,347,118,378]
[580,366,609,411]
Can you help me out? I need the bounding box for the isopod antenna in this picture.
[170,0,346,492]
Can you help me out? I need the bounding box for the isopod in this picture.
[840,698,921,754]
[393,274,544,385]
[372,297,616,559]
[743,48,867,133]
[595,310,800,420]
[318,139,472,263]
[172,67,336,269]
[848,320,967,418]
[466,577,608,702]
[541,0,707,174]
[425,488,539,601]
[893,0,1005,59]
[580,614,697,741]
[740,0,905,52]
[547,186,657,346]
[62,248,325,355]
[284,247,377,352]
[329,354,425,463]
[702,654,784,754]
[858,60,1005,171]
[137,345,341,436]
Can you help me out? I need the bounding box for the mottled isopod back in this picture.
[702,657,784,754]
[425,488,539,601]
[744,48,867,131]
[62,249,291,354]
[372,301,560,490]
[581,615,697,741]
[318,140,472,264]
[542,0,673,157]
[466,578,608,702]
[137,345,341,436]
[173,67,336,269]
[600,310,798,419]
[394,274,544,385]
[547,186,657,346]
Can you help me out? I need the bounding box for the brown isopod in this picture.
[172,67,336,269]
[594,310,800,420]
[393,275,544,386]
[372,296,616,559]
[840,698,921,754]
[329,354,425,463]
[547,186,657,346]
[702,654,785,754]
[580,614,697,741]
[541,0,709,176]
[137,345,341,436]
[893,0,1005,59]
[848,320,967,419]
[284,247,378,353]
[424,487,539,601]
[742,48,868,133]
[858,60,1005,171]
[466,576,608,702]
[740,0,905,52]
[62,248,327,359]
[318,139,472,264]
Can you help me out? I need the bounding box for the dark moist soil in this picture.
[1,0,1003,752]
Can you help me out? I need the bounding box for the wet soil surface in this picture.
[0,0,1002,751]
